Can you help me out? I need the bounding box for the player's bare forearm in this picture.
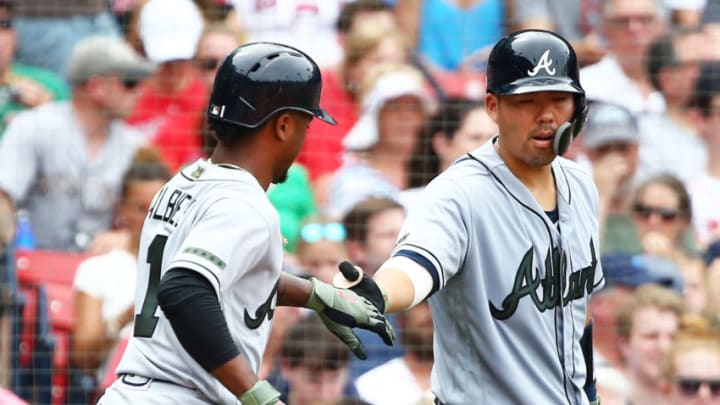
[276,272,313,307]
[210,355,261,397]
[373,265,416,313]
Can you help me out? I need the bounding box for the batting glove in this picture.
[304,277,395,359]
[333,261,389,313]
[238,380,280,405]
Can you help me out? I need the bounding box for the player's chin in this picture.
[272,169,289,185]
[524,149,556,166]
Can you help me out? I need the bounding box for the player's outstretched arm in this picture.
[277,273,395,359]
[333,259,432,313]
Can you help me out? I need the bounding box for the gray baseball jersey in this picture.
[115,159,284,404]
[392,139,604,404]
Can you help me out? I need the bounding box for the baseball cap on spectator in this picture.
[139,0,204,64]
[601,253,684,294]
[66,36,157,85]
[582,102,639,149]
[343,67,431,151]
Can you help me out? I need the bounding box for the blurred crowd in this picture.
[0,0,720,404]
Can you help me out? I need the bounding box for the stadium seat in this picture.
[15,249,87,287]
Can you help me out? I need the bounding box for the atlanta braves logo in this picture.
[489,240,598,320]
[244,280,279,329]
[527,50,556,77]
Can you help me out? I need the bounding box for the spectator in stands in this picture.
[617,284,686,405]
[0,36,154,250]
[297,18,406,199]
[661,327,720,405]
[507,0,608,67]
[126,0,208,172]
[407,97,496,191]
[394,0,504,72]
[327,63,432,217]
[71,147,169,383]
[230,0,348,69]
[0,0,68,137]
[341,197,405,379]
[194,24,244,90]
[294,218,348,283]
[639,28,707,183]
[193,23,244,156]
[11,0,121,78]
[687,62,720,248]
[354,301,434,405]
[580,0,666,115]
[632,174,699,265]
[277,315,357,405]
[335,0,397,50]
[666,0,707,28]
[581,102,641,254]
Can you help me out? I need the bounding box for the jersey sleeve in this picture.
[168,197,272,293]
[392,177,471,293]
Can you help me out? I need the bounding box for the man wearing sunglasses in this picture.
[663,328,720,404]
[580,101,641,255]
[0,36,155,252]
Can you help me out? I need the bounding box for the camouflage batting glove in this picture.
[305,277,395,359]
[238,380,280,405]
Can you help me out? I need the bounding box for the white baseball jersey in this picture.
[393,139,604,404]
[116,159,284,404]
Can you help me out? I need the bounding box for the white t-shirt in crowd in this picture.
[687,173,720,247]
[355,357,433,405]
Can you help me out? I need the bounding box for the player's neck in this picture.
[495,142,556,208]
[210,148,273,190]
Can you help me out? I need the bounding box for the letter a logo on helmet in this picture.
[486,29,588,156]
[527,50,556,77]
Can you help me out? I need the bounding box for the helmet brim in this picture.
[494,77,584,96]
[312,108,337,125]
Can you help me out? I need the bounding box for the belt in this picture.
[119,373,184,388]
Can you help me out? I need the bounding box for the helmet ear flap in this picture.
[572,96,588,139]
[553,95,588,156]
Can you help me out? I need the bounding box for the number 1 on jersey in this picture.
[134,234,168,337]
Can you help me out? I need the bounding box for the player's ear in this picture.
[485,93,499,122]
[273,112,293,142]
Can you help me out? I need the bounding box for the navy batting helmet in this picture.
[207,42,336,128]
[486,29,587,156]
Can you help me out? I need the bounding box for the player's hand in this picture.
[333,261,388,314]
[304,277,395,359]
[238,380,282,405]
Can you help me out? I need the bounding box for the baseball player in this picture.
[335,30,604,404]
[98,42,394,405]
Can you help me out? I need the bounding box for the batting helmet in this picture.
[486,29,587,156]
[207,42,336,128]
